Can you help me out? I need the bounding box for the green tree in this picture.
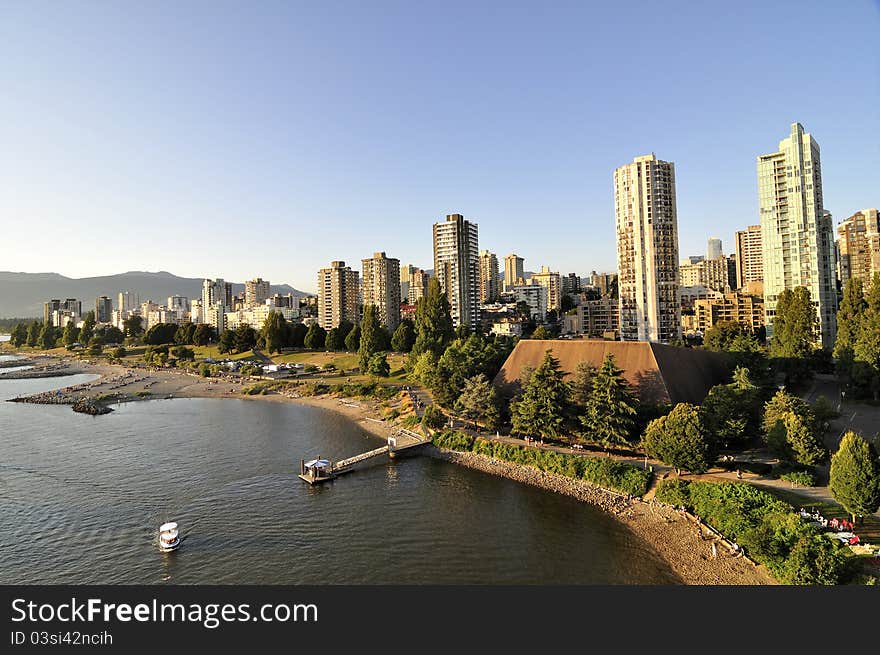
[123,314,144,340]
[344,324,360,352]
[366,352,390,378]
[781,535,849,585]
[454,374,500,430]
[411,277,453,361]
[703,320,751,352]
[232,324,256,353]
[26,320,41,347]
[304,323,326,350]
[421,404,446,430]
[218,329,235,354]
[79,311,96,346]
[701,367,761,448]
[511,350,569,440]
[171,346,195,361]
[175,322,197,346]
[641,403,713,474]
[62,323,80,349]
[782,411,826,466]
[829,431,880,523]
[112,346,127,359]
[410,350,439,388]
[11,322,28,347]
[391,319,416,353]
[359,305,385,372]
[260,310,286,354]
[192,323,214,346]
[143,323,178,345]
[581,354,638,449]
[96,325,124,344]
[853,273,880,399]
[834,277,867,377]
[289,322,307,348]
[770,287,817,384]
[530,325,549,340]
[762,389,815,435]
[38,323,57,350]
[325,328,342,351]
[570,361,596,409]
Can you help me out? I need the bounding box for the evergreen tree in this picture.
[26,321,41,347]
[581,354,638,449]
[641,403,713,474]
[411,277,453,361]
[704,320,751,352]
[11,322,28,347]
[324,328,342,351]
[260,310,286,354]
[834,277,867,376]
[391,319,416,353]
[410,350,439,388]
[454,374,500,430]
[762,389,816,435]
[38,323,57,350]
[62,323,80,349]
[304,323,326,350]
[344,324,360,352]
[358,305,385,372]
[782,411,826,466]
[233,324,257,353]
[511,350,569,440]
[79,311,96,346]
[336,320,355,345]
[829,431,880,523]
[218,329,235,354]
[570,361,596,409]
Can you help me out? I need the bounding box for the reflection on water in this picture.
[0,381,679,584]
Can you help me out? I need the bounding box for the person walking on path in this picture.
[711,542,718,559]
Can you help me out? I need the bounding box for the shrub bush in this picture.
[431,431,651,496]
[422,405,446,430]
[654,479,849,584]
[780,470,817,487]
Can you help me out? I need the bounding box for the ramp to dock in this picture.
[334,445,390,470]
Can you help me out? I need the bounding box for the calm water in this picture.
[0,374,680,584]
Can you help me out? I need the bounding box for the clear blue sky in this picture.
[1,1,878,293]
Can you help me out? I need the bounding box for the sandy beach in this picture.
[9,354,776,585]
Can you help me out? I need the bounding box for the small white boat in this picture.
[158,522,180,552]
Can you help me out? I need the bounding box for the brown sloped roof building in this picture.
[494,340,730,405]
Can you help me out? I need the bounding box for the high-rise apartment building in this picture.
[734,225,763,290]
[504,254,524,291]
[94,296,113,323]
[530,266,562,312]
[317,261,360,330]
[118,291,140,313]
[245,278,271,308]
[433,213,480,331]
[201,279,233,331]
[758,122,837,348]
[478,250,500,303]
[707,237,723,260]
[400,264,429,305]
[614,153,680,343]
[837,209,880,287]
[679,257,730,293]
[362,252,401,331]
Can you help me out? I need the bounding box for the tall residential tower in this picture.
[362,252,401,331]
[614,154,680,343]
[317,261,360,330]
[433,213,479,331]
[757,122,837,348]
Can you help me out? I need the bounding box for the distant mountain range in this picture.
[0,271,309,319]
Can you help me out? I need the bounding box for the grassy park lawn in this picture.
[271,350,410,384]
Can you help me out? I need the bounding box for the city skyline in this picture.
[1,3,878,291]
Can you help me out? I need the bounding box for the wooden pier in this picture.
[299,428,429,484]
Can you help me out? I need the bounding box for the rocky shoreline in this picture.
[428,446,632,514]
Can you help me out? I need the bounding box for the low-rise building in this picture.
[562,297,619,338]
[511,284,548,322]
[689,292,765,336]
